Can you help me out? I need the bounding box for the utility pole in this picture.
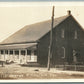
[47,6,55,71]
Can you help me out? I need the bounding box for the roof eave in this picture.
[0,41,38,45]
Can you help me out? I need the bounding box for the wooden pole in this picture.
[47,6,55,71]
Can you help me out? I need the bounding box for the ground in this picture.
[0,63,84,79]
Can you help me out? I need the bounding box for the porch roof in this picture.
[0,43,37,50]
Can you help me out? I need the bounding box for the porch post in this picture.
[0,50,1,59]
[25,49,27,62]
[3,50,5,61]
[13,50,15,61]
[8,50,10,60]
[19,49,21,62]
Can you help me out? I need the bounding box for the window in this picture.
[73,49,77,63]
[34,50,37,55]
[61,29,64,38]
[15,50,19,55]
[5,50,8,54]
[74,30,77,39]
[27,50,31,55]
[1,50,3,54]
[62,47,65,58]
[21,50,25,55]
[10,50,13,54]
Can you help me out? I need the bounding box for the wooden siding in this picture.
[37,15,84,66]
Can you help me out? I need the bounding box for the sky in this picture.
[0,2,84,42]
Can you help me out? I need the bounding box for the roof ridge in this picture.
[24,15,68,27]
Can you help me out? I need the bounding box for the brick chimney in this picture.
[67,10,71,15]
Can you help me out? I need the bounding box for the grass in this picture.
[0,63,84,79]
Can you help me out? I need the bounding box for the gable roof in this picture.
[0,15,69,45]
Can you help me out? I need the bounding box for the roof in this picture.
[0,43,37,50]
[0,15,69,44]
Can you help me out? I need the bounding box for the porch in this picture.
[0,43,37,64]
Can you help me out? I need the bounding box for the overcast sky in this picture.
[0,2,84,42]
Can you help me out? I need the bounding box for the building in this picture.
[0,10,84,66]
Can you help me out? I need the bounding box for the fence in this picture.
[55,65,84,71]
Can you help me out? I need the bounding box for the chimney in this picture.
[67,10,71,15]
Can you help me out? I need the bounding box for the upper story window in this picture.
[74,30,77,39]
[61,29,64,38]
